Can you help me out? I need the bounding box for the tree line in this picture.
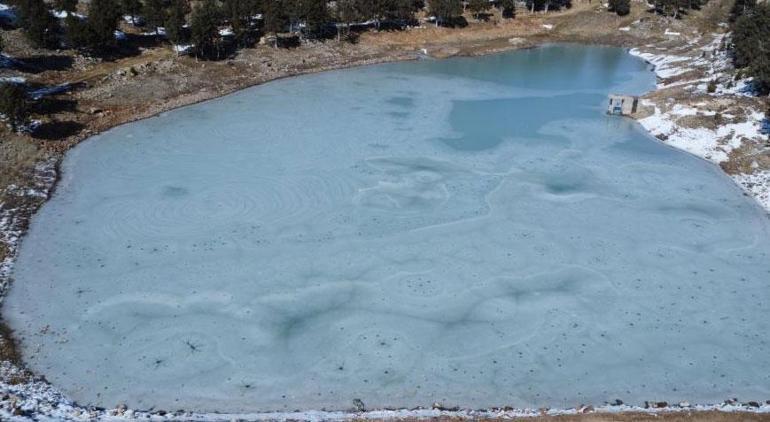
[3,0,534,59]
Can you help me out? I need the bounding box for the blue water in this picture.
[5,45,770,412]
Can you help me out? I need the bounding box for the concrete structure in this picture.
[607,94,639,116]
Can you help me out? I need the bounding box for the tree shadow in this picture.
[439,16,468,28]
[32,121,85,140]
[30,98,79,115]
[17,55,74,73]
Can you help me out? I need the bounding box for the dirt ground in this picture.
[1,0,769,419]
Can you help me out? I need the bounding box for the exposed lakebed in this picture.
[4,45,770,412]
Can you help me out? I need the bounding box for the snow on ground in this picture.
[735,170,770,211]
[0,2,17,25]
[0,160,55,288]
[2,378,770,422]
[638,101,765,164]
[630,33,770,213]
[52,10,86,19]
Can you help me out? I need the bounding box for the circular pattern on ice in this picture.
[4,46,770,412]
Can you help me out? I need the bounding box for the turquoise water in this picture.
[5,45,770,412]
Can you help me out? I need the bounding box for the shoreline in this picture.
[1,4,770,420]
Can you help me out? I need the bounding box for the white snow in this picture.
[631,33,770,212]
[0,2,17,24]
[52,10,85,19]
[735,170,770,211]
[173,44,193,54]
[542,24,554,30]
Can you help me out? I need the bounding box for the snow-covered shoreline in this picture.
[2,361,770,422]
[629,34,770,213]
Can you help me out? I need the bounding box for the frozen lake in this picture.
[5,45,770,412]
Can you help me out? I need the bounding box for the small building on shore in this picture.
[607,94,639,116]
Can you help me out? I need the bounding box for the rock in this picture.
[611,399,623,406]
[747,401,760,408]
[578,405,594,413]
[431,402,459,411]
[656,401,668,408]
[89,107,103,115]
[352,398,365,412]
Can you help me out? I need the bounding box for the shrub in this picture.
[707,80,717,93]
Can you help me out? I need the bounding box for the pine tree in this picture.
[730,0,756,21]
[87,0,122,49]
[223,0,258,45]
[190,0,222,58]
[733,3,770,93]
[143,0,167,34]
[609,0,629,15]
[264,0,290,34]
[0,83,29,132]
[429,0,461,26]
[55,0,79,13]
[334,0,361,41]
[122,0,143,24]
[467,0,488,20]
[296,0,330,36]
[17,0,60,48]
[65,13,90,47]
[165,0,188,46]
[501,0,515,18]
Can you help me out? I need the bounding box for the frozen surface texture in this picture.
[4,46,770,412]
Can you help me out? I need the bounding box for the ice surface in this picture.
[4,46,770,412]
